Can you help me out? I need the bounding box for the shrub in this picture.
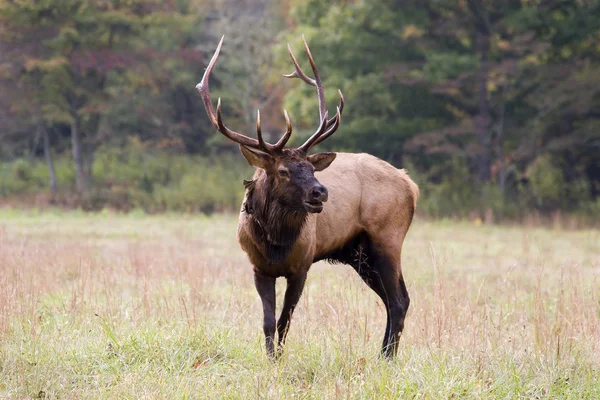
[1,147,598,224]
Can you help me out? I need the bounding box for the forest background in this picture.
[1,0,599,224]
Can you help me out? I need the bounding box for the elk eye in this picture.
[278,169,289,177]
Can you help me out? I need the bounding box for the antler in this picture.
[196,36,291,153]
[196,35,343,155]
[284,35,344,153]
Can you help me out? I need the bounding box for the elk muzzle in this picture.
[303,183,328,213]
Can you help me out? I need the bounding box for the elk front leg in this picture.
[254,272,276,358]
[276,272,307,357]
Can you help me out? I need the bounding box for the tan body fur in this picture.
[238,152,419,278]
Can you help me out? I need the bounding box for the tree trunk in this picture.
[467,0,493,183]
[29,127,41,162]
[84,134,94,183]
[474,29,491,183]
[71,115,91,193]
[41,124,57,194]
[84,113,101,181]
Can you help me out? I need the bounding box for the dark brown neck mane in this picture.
[243,176,308,264]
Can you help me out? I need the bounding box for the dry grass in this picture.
[0,209,599,399]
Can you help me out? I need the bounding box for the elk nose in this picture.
[310,185,328,202]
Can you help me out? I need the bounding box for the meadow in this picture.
[0,209,599,399]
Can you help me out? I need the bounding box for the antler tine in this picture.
[283,35,327,124]
[301,35,326,123]
[313,105,341,147]
[298,111,329,153]
[196,36,224,127]
[196,36,263,149]
[256,110,276,153]
[256,110,267,151]
[326,90,344,129]
[282,44,315,86]
[272,110,293,152]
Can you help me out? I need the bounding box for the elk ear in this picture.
[307,152,336,171]
[239,145,273,170]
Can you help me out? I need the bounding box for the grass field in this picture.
[0,209,599,399]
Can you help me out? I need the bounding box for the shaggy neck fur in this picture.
[243,176,308,264]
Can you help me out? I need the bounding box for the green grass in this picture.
[1,209,599,399]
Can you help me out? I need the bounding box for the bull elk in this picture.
[196,36,419,359]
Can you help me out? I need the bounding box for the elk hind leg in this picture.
[351,235,409,358]
[372,242,410,358]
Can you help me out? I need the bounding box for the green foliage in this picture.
[422,52,478,83]
[150,156,247,214]
[0,159,46,194]
[405,154,598,222]
[525,155,592,213]
[2,144,599,220]
[0,147,249,214]
[282,0,439,162]
[1,0,599,220]
[408,158,477,219]
[526,155,568,210]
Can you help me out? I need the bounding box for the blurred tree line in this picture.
[0,0,599,220]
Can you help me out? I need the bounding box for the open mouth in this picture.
[303,201,324,213]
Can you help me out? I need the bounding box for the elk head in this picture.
[196,36,344,213]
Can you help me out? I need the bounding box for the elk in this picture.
[196,36,419,359]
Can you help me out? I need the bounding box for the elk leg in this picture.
[352,243,409,359]
[382,270,409,358]
[254,272,276,358]
[352,257,396,357]
[276,272,307,357]
[372,250,409,359]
